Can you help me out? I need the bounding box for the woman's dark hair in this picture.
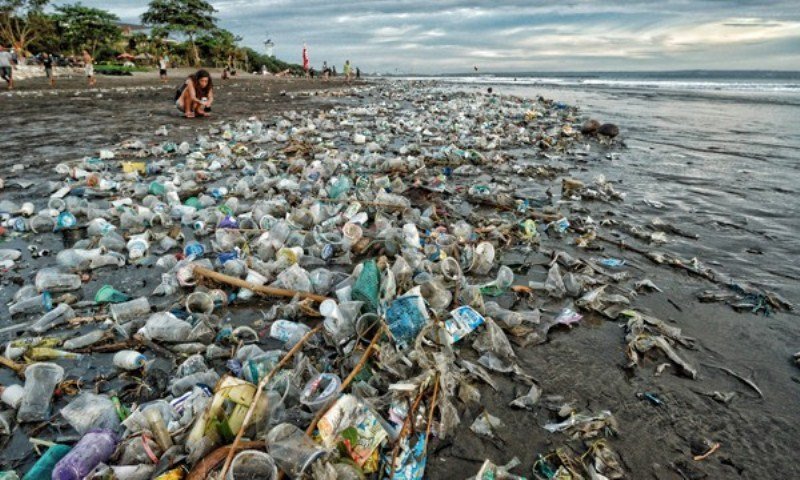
[192,69,213,96]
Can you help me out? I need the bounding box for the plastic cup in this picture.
[266,423,327,478]
[227,450,278,480]
[17,363,65,423]
[300,373,341,412]
[186,291,214,315]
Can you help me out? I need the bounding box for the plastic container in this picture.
[51,429,118,480]
[227,450,278,480]
[21,444,71,480]
[113,350,146,370]
[17,363,65,422]
[110,297,151,324]
[266,423,327,478]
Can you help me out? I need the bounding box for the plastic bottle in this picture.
[8,292,52,316]
[113,350,146,371]
[30,303,75,333]
[35,269,81,293]
[144,407,173,450]
[56,248,104,271]
[137,312,193,342]
[109,297,151,324]
[21,444,72,480]
[17,362,65,422]
[63,329,107,350]
[51,429,118,480]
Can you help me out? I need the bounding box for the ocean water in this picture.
[415,71,800,304]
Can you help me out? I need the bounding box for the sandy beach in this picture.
[1,72,798,479]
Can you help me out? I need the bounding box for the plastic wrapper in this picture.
[470,410,504,439]
[318,394,390,468]
[60,393,120,435]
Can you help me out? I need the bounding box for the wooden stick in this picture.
[305,324,384,436]
[219,325,322,480]
[389,385,428,478]
[693,442,721,461]
[193,265,330,303]
[425,374,440,445]
[186,440,263,480]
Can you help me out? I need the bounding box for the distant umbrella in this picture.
[116,53,135,60]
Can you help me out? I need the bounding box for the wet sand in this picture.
[1,74,799,479]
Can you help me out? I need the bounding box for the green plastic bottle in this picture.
[22,444,71,480]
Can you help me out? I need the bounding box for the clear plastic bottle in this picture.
[30,303,75,333]
[35,269,81,293]
[137,312,193,342]
[8,292,52,316]
[109,297,151,324]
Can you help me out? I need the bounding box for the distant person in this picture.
[222,67,230,80]
[0,45,14,90]
[82,50,96,87]
[356,67,360,79]
[343,60,352,82]
[176,69,214,118]
[41,52,55,87]
[158,55,169,83]
[332,65,337,77]
[322,61,329,81]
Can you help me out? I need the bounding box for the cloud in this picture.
[51,1,800,73]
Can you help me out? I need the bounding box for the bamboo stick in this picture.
[192,265,330,303]
[304,324,384,436]
[218,325,322,480]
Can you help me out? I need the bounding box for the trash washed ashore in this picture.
[0,80,795,480]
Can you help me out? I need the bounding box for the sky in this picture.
[52,0,800,73]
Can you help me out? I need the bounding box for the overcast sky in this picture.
[53,0,800,73]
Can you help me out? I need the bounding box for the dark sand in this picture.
[1,72,799,479]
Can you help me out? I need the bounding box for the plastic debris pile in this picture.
[0,83,789,479]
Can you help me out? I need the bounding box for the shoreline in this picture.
[0,76,798,479]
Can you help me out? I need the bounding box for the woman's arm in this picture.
[186,80,199,103]
[206,88,214,106]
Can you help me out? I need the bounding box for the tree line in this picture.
[0,0,300,72]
